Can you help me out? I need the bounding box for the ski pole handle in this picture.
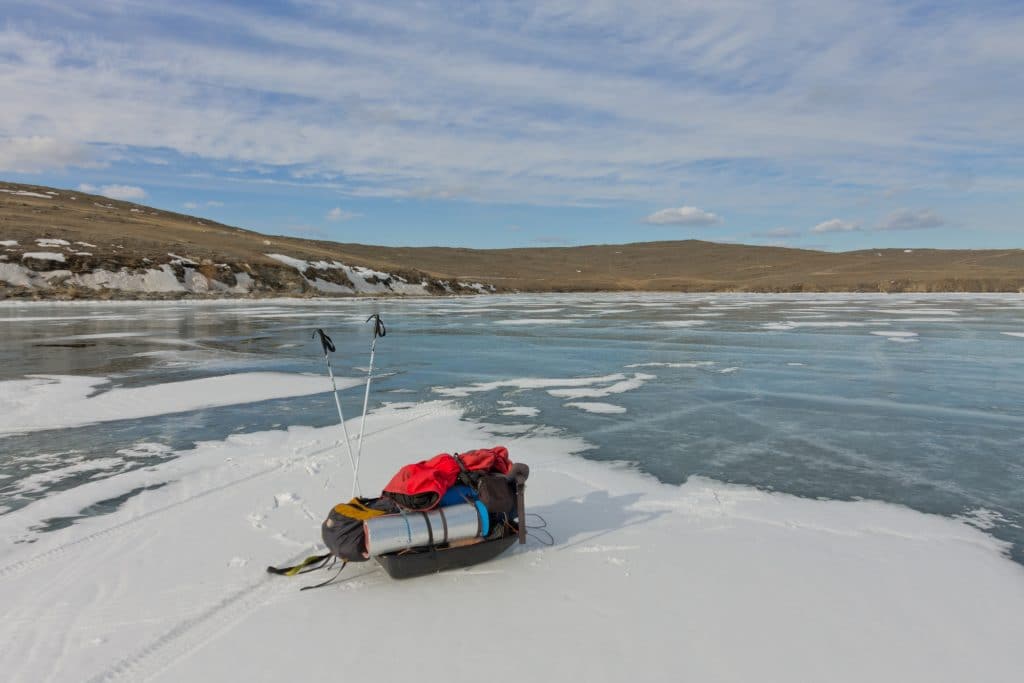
[314,328,336,354]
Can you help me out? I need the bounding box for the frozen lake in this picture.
[2,293,1023,562]
[3,293,1024,682]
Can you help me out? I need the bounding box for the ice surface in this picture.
[433,373,627,398]
[547,373,656,399]
[871,331,920,343]
[0,400,1021,683]
[0,372,361,434]
[493,318,578,325]
[564,401,627,414]
[624,362,715,368]
[652,320,707,327]
[499,406,541,417]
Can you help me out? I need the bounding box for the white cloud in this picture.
[101,185,146,200]
[876,208,945,231]
[0,136,97,173]
[645,206,722,226]
[0,3,1022,209]
[811,218,861,234]
[326,207,358,221]
[78,183,147,201]
[183,201,199,209]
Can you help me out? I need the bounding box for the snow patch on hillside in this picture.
[266,253,430,295]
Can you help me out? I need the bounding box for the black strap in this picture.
[266,553,332,576]
[314,328,335,354]
[421,511,434,548]
[438,506,449,544]
[366,314,386,339]
[300,561,348,591]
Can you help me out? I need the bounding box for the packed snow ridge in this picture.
[264,253,494,296]
[0,241,495,298]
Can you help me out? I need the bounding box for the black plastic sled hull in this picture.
[375,532,518,579]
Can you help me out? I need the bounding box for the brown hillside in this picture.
[2,180,1022,295]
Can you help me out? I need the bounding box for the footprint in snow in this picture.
[273,492,301,508]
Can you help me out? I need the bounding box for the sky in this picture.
[1,0,1022,251]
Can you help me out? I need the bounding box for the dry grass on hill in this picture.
[2,181,1022,294]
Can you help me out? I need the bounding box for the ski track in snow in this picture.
[0,405,443,581]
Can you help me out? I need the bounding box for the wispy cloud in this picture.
[876,208,945,231]
[184,200,224,210]
[811,218,860,234]
[326,207,358,222]
[645,206,722,226]
[1,0,1021,242]
[78,183,147,201]
[0,136,98,173]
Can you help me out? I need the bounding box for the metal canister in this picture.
[364,501,489,556]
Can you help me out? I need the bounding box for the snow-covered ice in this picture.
[871,331,920,343]
[564,401,627,414]
[0,372,361,434]
[0,399,1022,683]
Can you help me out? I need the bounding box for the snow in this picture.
[0,189,53,198]
[0,263,34,287]
[547,373,656,399]
[871,331,920,343]
[0,372,362,435]
[564,401,626,414]
[266,253,431,296]
[74,265,185,292]
[0,239,17,246]
[433,373,629,398]
[35,238,71,247]
[763,321,877,330]
[21,251,66,262]
[498,405,540,417]
[624,361,714,368]
[652,320,707,327]
[871,309,959,316]
[76,241,97,248]
[1002,332,1024,338]
[0,399,1022,682]
[493,318,577,325]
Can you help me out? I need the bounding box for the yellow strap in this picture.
[332,497,389,521]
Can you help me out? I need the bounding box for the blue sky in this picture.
[1,0,1022,251]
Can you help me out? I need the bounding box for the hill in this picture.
[1,181,1022,299]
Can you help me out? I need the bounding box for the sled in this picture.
[375,521,521,579]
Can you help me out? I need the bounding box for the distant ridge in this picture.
[1,180,1022,299]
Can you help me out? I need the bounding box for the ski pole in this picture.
[351,313,385,498]
[314,328,360,495]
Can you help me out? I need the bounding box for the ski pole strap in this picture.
[314,328,336,354]
[266,553,332,576]
[300,561,348,591]
[366,314,386,339]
